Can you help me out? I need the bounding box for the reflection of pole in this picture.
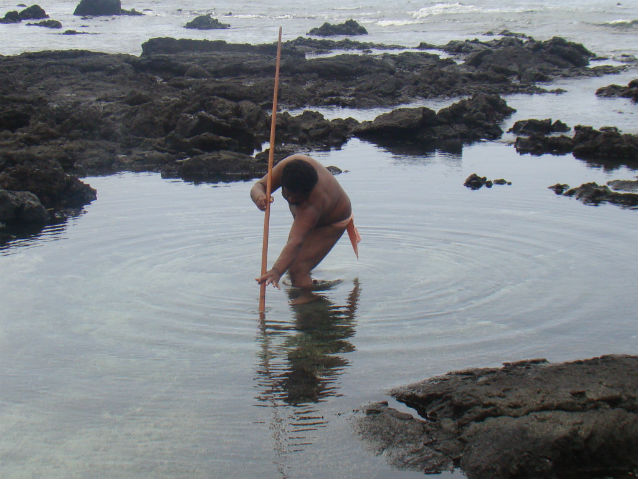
[258,316,289,479]
[259,26,283,313]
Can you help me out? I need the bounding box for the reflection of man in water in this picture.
[257,279,361,405]
[251,154,360,304]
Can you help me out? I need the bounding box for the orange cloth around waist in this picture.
[333,214,361,258]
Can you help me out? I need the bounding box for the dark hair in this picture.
[281,159,318,195]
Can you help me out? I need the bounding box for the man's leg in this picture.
[288,225,345,303]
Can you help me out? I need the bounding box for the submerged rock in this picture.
[307,19,368,37]
[356,355,638,479]
[596,79,638,103]
[464,173,510,190]
[550,181,638,208]
[515,125,638,170]
[184,14,230,30]
[508,118,569,135]
[73,0,121,16]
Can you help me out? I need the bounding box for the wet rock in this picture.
[185,14,230,30]
[572,126,638,167]
[307,19,368,37]
[464,173,511,190]
[355,94,515,150]
[508,118,569,135]
[514,125,638,169]
[0,10,21,23]
[160,150,265,182]
[27,19,62,28]
[563,182,638,208]
[514,134,574,155]
[607,178,638,192]
[18,4,48,20]
[548,183,570,195]
[1,4,47,23]
[0,155,97,211]
[276,110,359,150]
[73,0,121,16]
[0,189,49,225]
[596,79,638,103]
[446,36,597,82]
[356,355,638,479]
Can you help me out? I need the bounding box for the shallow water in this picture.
[1,73,637,476]
[1,0,638,475]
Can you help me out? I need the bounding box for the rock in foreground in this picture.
[356,355,638,479]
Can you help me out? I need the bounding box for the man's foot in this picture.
[311,278,343,291]
[289,290,320,305]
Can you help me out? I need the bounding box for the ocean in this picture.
[0,0,636,59]
[1,1,637,478]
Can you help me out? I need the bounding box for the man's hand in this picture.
[256,268,282,288]
[254,194,274,211]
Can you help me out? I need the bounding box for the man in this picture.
[251,154,360,304]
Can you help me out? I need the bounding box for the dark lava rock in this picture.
[558,182,638,208]
[27,19,62,28]
[0,189,49,226]
[514,125,638,169]
[356,355,638,479]
[160,150,265,182]
[18,4,48,20]
[572,126,638,167]
[464,173,511,190]
[514,134,574,155]
[548,183,570,195]
[1,4,47,23]
[355,94,516,151]
[307,19,368,37]
[0,155,97,211]
[185,14,230,30]
[276,110,358,150]
[73,0,121,16]
[0,10,21,23]
[509,118,569,135]
[596,79,638,103]
[445,36,597,82]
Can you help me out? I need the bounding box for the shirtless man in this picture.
[251,154,360,303]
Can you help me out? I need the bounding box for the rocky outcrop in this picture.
[596,79,638,103]
[185,15,230,30]
[356,355,638,479]
[73,0,121,16]
[354,94,516,151]
[549,181,638,208]
[508,118,569,135]
[1,4,48,23]
[515,124,638,170]
[307,19,368,37]
[0,35,629,239]
[464,173,511,190]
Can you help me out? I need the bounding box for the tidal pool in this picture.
[1,77,637,477]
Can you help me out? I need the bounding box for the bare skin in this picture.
[251,154,352,304]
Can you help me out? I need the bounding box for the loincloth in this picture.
[332,213,361,258]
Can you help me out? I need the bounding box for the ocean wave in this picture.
[600,18,638,28]
[410,2,533,19]
[377,19,421,27]
[411,2,480,18]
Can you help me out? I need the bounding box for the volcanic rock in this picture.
[356,355,638,479]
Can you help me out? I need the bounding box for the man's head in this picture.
[281,159,318,204]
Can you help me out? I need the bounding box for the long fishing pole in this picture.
[259,26,283,314]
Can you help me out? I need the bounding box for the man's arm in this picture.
[256,205,320,287]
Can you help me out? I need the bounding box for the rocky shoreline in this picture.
[356,355,638,479]
[1,33,637,243]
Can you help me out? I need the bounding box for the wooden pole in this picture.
[259,27,282,314]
